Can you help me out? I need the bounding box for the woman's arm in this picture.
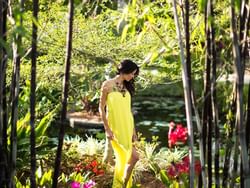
[99,81,114,140]
[132,127,137,142]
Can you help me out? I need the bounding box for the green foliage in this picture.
[15,165,92,187]
[159,169,171,187]
[9,106,59,170]
[35,167,53,187]
[8,2,176,116]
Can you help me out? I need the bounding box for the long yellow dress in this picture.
[106,91,134,188]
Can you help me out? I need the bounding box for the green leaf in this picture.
[234,0,240,12]
[198,0,207,13]
[121,24,130,42]
[136,30,145,45]
[160,170,171,186]
[35,105,58,137]
[40,170,52,186]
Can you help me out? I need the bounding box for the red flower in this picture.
[166,164,178,179]
[166,156,201,179]
[176,161,189,174]
[182,156,189,165]
[168,122,188,147]
[90,160,98,168]
[96,169,104,175]
[92,167,98,174]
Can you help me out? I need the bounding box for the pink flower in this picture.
[83,180,96,188]
[168,122,188,147]
[71,181,81,188]
[176,161,189,174]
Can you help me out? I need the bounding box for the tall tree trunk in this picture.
[52,0,74,187]
[242,0,249,154]
[30,0,39,187]
[243,0,250,157]
[0,0,9,186]
[239,1,249,187]
[230,0,250,187]
[204,1,213,187]
[0,0,4,178]
[172,1,195,187]
[0,1,9,186]
[0,0,6,185]
[184,0,191,87]
[209,1,220,187]
[9,0,24,186]
[184,3,207,187]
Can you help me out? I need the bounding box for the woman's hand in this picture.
[132,132,138,142]
[105,128,114,140]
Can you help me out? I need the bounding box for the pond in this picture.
[133,96,186,147]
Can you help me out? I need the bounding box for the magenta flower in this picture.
[168,122,188,147]
[83,180,96,188]
[71,181,81,188]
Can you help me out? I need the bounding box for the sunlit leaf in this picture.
[198,0,207,13]
[121,24,130,42]
[136,30,145,45]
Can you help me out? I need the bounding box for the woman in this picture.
[99,59,139,188]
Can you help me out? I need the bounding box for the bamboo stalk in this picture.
[0,2,9,185]
[191,90,207,188]
[204,1,213,187]
[52,0,74,187]
[209,1,220,187]
[8,0,24,186]
[171,0,195,187]
[0,0,5,185]
[230,0,250,187]
[30,0,39,187]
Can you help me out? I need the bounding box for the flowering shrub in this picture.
[155,121,202,187]
[74,156,105,177]
[166,156,201,179]
[168,122,188,148]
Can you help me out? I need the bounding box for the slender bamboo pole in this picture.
[191,90,207,188]
[52,0,74,187]
[230,0,250,187]
[0,0,5,184]
[239,2,249,187]
[9,0,24,186]
[209,1,220,187]
[30,0,39,187]
[1,1,9,186]
[171,0,195,187]
[204,1,213,187]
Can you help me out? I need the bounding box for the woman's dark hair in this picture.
[117,59,139,96]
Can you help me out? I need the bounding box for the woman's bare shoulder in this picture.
[101,79,115,92]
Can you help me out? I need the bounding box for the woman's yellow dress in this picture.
[107,91,134,188]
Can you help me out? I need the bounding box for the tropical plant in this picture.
[11,106,59,171]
